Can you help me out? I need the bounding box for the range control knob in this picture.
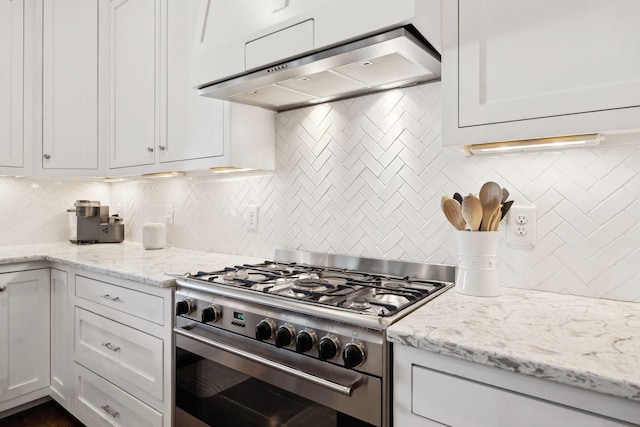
[318,336,340,361]
[295,330,317,353]
[255,319,276,341]
[275,325,295,348]
[201,305,221,323]
[176,299,195,316]
[342,342,366,369]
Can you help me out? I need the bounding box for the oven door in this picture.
[174,317,381,427]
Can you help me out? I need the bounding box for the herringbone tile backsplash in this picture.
[1,83,638,302]
[0,179,110,244]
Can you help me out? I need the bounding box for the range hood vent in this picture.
[197,27,441,112]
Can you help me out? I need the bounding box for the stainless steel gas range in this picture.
[174,250,455,427]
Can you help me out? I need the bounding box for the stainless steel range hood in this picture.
[197,27,441,112]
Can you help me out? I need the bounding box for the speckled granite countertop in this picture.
[387,287,640,402]
[0,242,265,287]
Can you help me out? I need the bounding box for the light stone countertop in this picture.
[387,287,640,402]
[0,241,266,287]
[4,242,638,404]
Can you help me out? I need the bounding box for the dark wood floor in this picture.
[0,401,84,427]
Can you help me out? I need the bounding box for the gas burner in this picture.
[223,269,249,281]
[292,277,331,291]
[380,280,406,289]
[347,299,371,310]
[371,292,412,306]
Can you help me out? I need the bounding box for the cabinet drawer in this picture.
[76,275,164,325]
[74,363,163,427]
[411,365,625,427]
[75,308,163,400]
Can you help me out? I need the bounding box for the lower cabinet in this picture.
[0,262,173,424]
[74,308,164,401]
[69,270,173,427]
[0,266,51,412]
[50,267,71,408]
[394,344,639,427]
[74,363,163,427]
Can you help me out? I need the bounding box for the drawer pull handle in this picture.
[101,294,120,302]
[102,342,121,352]
[0,286,5,292]
[101,405,119,418]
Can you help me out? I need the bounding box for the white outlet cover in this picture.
[248,205,259,232]
[507,205,537,246]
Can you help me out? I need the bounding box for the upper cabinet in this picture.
[160,0,225,164]
[40,0,101,173]
[1,0,273,178]
[0,0,25,171]
[442,0,640,148]
[1,0,104,177]
[107,0,157,170]
[107,0,274,176]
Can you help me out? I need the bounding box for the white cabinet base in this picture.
[394,345,640,427]
[0,268,50,408]
[74,363,163,427]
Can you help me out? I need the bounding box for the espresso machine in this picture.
[70,200,125,244]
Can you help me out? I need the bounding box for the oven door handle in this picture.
[174,327,357,396]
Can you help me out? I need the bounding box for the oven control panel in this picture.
[175,289,384,377]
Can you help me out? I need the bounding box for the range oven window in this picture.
[176,347,374,427]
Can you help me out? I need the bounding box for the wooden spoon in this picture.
[461,195,482,231]
[479,182,502,231]
[441,195,451,210]
[489,204,502,231]
[442,199,466,231]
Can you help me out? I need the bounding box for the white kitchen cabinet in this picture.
[107,0,275,175]
[160,0,224,164]
[108,0,158,170]
[394,344,640,427]
[0,267,50,412]
[74,363,163,427]
[2,0,104,177]
[50,267,71,408]
[39,0,101,174]
[0,0,25,171]
[71,270,173,427]
[442,0,640,148]
[75,308,164,400]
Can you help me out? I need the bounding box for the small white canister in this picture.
[142,223,167,250]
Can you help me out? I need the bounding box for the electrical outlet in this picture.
[508,205,536,246]
[248,205,259,232]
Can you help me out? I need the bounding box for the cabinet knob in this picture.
[43,154,51,159]
[0,286,5,292]
[158,145,166,151]
[147,147,154,153]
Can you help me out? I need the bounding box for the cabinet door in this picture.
[50,268,71,407]
[457,0,640,127]
[0,0,24,168]
[159,0,224,164]
[0,269,50,403]
[109,0,158,169]
[42,0,99,171]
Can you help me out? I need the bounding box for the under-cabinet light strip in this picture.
[467,133,602,155]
